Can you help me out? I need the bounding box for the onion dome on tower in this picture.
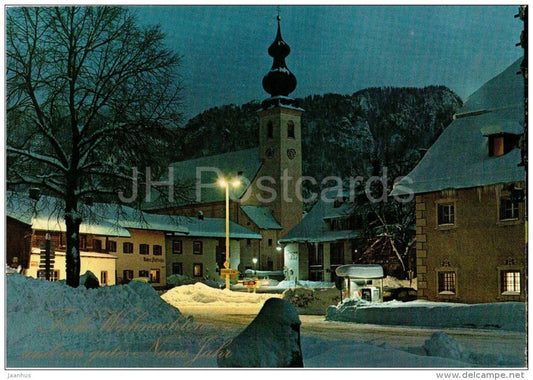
[262,15,298,108]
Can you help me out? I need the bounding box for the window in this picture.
[193,241,203,255]
[93,239,102,252]
[267,121,273,139]
[123,270,133,283]
[309,244,324,267]
[268,239,273,247]
[330,242,344,265]
[100,271,108,285]
[139,270,149,278]
[123,242,133,254]
[80,235,87,249]
[501,270,521,295]
[437,203,455,226]
[488,133,520,157]
[172,262,183,275]
[37,270,60,281]
[173,240,183,254]
[247,239,252,247]
[107,240,117,252]
[438,271,456,294]
[153,245,162,256]
[499,198,519,221]
[139,243,149,255]
[149,269,161,283]
[287,120,295,138]
[193,263,203,277]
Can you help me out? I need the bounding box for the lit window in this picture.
[488,133,520,157]
[438,271,456,294]
[437,203,455,226]
[501,270,520,294]
[149,269,161,283]
[499,198,519,221]
[193,263,203,277]
[37,270,60,281]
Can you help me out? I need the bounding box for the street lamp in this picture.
[217,177,240,290]
[252,257,258,270]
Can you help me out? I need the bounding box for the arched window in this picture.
[287,120,295,138]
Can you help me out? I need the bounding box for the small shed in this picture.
[335,264,385,302]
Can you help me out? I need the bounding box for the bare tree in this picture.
[6,6,184,287]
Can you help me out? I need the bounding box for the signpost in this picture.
[220,268,239,276]
[39,233,55,280]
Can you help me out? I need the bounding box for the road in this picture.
[178,306,527,362]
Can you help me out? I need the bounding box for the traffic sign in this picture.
[220,269,239,276]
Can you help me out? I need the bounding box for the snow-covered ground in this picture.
[5,273,528,376]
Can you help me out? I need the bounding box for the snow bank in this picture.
[161,282,280,306]
[326,300,525,332]
[6,273,221,368]
[217,298,303,367]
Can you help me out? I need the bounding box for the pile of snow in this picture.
[6,273,221,368]
[161,282,281,306]
[383,275,417,290]
[326,299,525,332]
[218,298,303,367]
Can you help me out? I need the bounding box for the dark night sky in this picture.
[133,5,523,122]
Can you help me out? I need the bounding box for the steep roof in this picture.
[279,193,359,244]
[143,148,262,210]
[240,205,282,230]
[391,58,525,196]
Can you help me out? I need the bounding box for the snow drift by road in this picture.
[5,274,527,369]
[326,299,526,332]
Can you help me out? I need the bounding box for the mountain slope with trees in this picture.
[174,85,462,188]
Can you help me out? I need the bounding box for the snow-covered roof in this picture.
[391,58,525,196]
[279,193,360,243]
[5,192,189,237]
[173,217,262,240]
[143,148,262,210]
[335,264,384,279]
[240,205,282,230]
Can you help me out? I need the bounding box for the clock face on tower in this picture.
[265,147,274,159]
[287,148,296,160]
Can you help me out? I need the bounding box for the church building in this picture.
[147,16,304,274]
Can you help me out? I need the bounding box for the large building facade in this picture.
[392,59,526,303]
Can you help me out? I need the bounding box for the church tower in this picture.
[258,15,303,237]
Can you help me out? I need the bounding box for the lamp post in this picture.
[252,257,258,270]
[218,178,240,290]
